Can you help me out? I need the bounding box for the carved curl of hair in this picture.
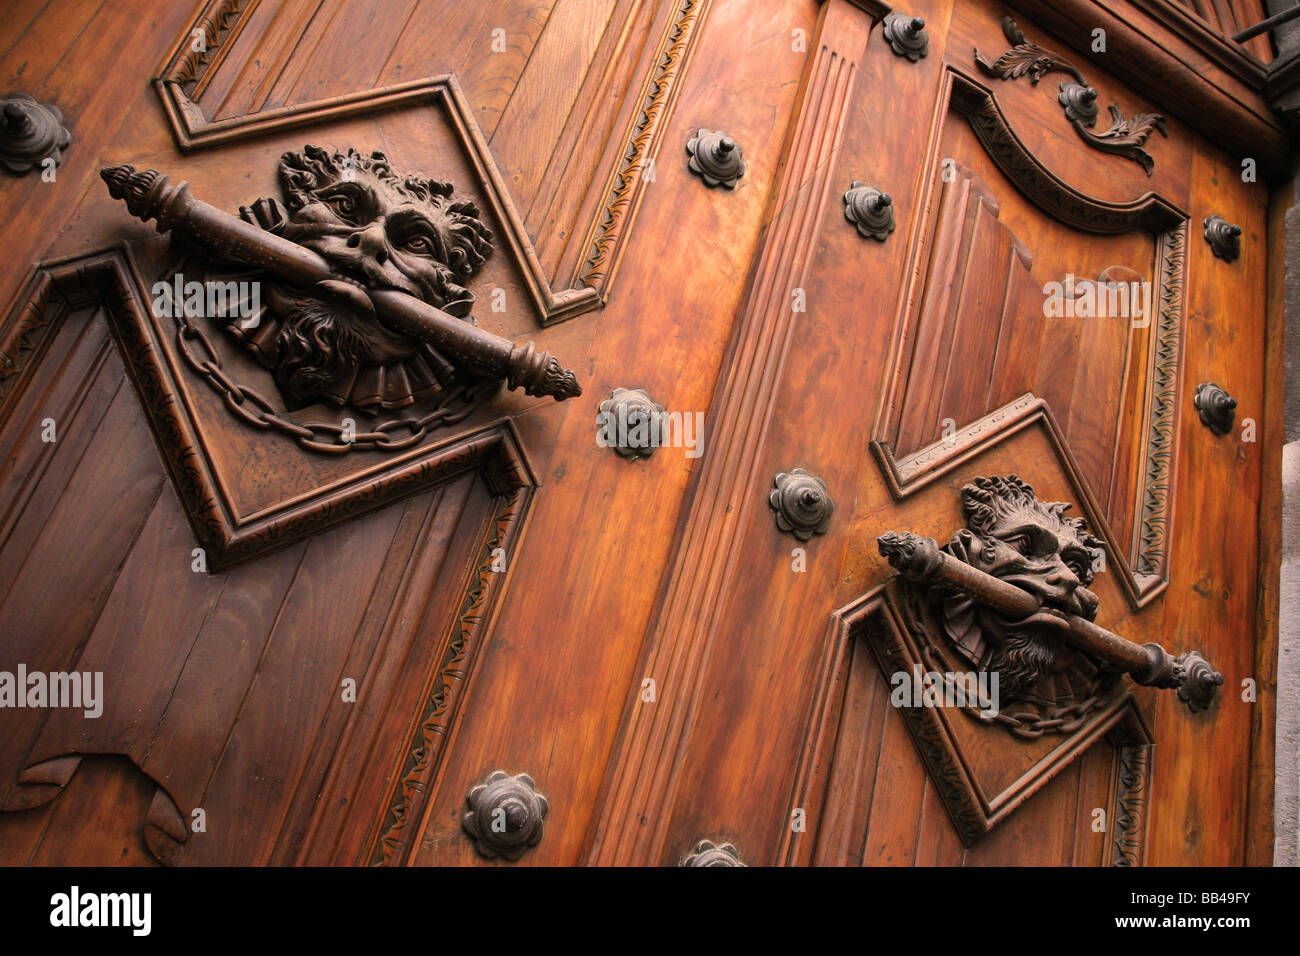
[959,474,1103,563]
[277,145,493,278]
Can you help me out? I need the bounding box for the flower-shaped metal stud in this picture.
[686,129,745,188]
[1203,215,1241,263]
[881,11,929,61]
[0,93,70,175]
[768,468,833,541]
[597,387,665,460]
[1058,83,1100,127]
[1193,381,1236,436]
[682,839,746,866]
[461,770,548,861]
[1174,650,1224,713]
[843,181,895,241]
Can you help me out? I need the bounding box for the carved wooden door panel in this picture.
[0,0,1281,867]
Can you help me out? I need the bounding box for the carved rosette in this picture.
[686,129,745,188]
[461,770,548,861]
[0,93,70,174]
[597,387,665,460]
[843,182,895,241]
[881,12,929,61]
[1193,381,1236,436]
[768,469,833,541]
[1203,215,1242,263]
[681,839,745,867]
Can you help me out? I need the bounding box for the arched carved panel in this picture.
[872,69,1188,608]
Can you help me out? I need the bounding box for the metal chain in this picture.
[172,307,494,454]
[918,643,1110,740]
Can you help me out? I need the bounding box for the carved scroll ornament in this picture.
[975,17,1166,175]
[878,476,1222,717]
[100,148,581,430]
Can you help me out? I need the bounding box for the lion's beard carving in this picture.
[273,297,366,409]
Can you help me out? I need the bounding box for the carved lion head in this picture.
[277,145,493,317]
[941,475,1105,702]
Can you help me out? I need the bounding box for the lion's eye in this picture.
[327,195,357,219]
[403,234,434,253]
[1003,534,1031,554]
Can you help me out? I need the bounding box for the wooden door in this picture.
[0,0,1282,867]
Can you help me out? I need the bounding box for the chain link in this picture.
[919,644,1110,740]
[173,305,493,453]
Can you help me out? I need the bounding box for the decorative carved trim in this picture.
[779,588,1154,857]
[161,0,253,95]
[871,69,1188,609]
[1111,743,1150,866]
[367,476,533,865]
[588,2,874,866]
[151,73,598,326]
[1107,712,1155,867]
[975,16,1167,175]
[1193,381,1237,436]
[1132,224,1185,587]
[0,269,64,414]
[0,93,71,175]
[578,0,710,290]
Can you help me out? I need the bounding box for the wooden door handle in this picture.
[100,164,581,401]
[878,530,1223,713]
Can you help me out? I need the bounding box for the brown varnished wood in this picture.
[0,0,1282,868]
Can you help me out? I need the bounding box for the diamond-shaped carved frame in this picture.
[781,587,1154,862]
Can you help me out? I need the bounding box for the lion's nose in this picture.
[347,223,389,264]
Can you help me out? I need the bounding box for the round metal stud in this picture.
[0,93,70,175]
[461,770,548,861]
[1057,82,1100,127]
[682,839,746,867]
[1203,214,1242,263]
[1193,381,1236,436]
[768,468,833,541]
[882,11,929,61]
[597,387,665,460]
[686,128,745,188]
[844,181,895,242]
